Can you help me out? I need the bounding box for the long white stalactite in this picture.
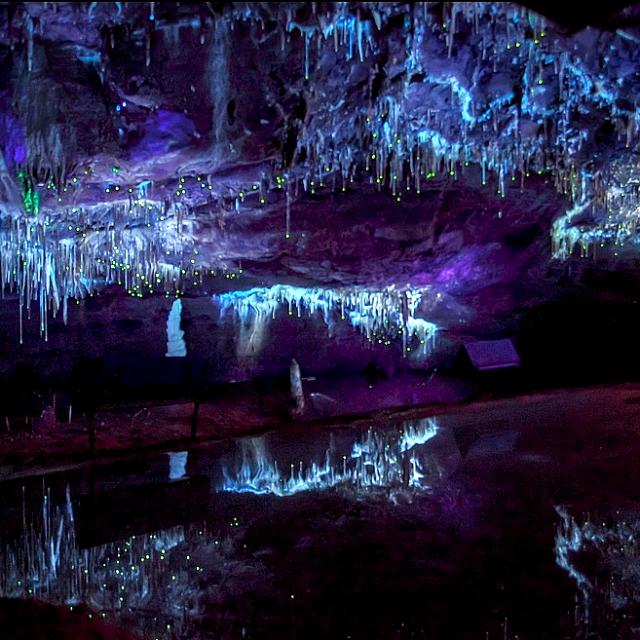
[215,284,438,357]
[0,198,194,341]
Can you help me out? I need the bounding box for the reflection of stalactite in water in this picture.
[222,417,439,496]
[0,418,437,638]
[0,486,214,640]
[554,506,593,627]
[554,506,640,634]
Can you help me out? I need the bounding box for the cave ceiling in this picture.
[0,1,639,343]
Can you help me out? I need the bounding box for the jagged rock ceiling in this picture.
[0,1,639,349]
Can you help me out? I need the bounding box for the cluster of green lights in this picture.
[35,167,219,208]
[175,176,188,197]
[364,324,409,347]
[17,169,39,216]
[181,176,217,194]
[127,270,166,298]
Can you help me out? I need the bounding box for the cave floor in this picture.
[0,370,472,481]
[1,383,640,638]
[0,377,637,484]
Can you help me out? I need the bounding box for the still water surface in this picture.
[0,409,635,639]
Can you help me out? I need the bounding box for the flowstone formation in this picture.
[0,1,639,369]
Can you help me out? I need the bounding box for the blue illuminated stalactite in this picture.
[215,284,438,359]
[2,1,640,342]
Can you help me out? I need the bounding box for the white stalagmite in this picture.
[165,298,187,357]
[168,451,188,480]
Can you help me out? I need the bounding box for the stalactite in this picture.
[285,186,291,239]
[0,195,196,340]
[216,284,437,358]
[0,0,638,343]
[24,13,34,73]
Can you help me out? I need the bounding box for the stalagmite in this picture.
[289,358,305,418]
[165,298,187,357]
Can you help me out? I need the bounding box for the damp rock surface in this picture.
[0,2,639,386]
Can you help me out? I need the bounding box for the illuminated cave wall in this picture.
[1,2,639,386]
